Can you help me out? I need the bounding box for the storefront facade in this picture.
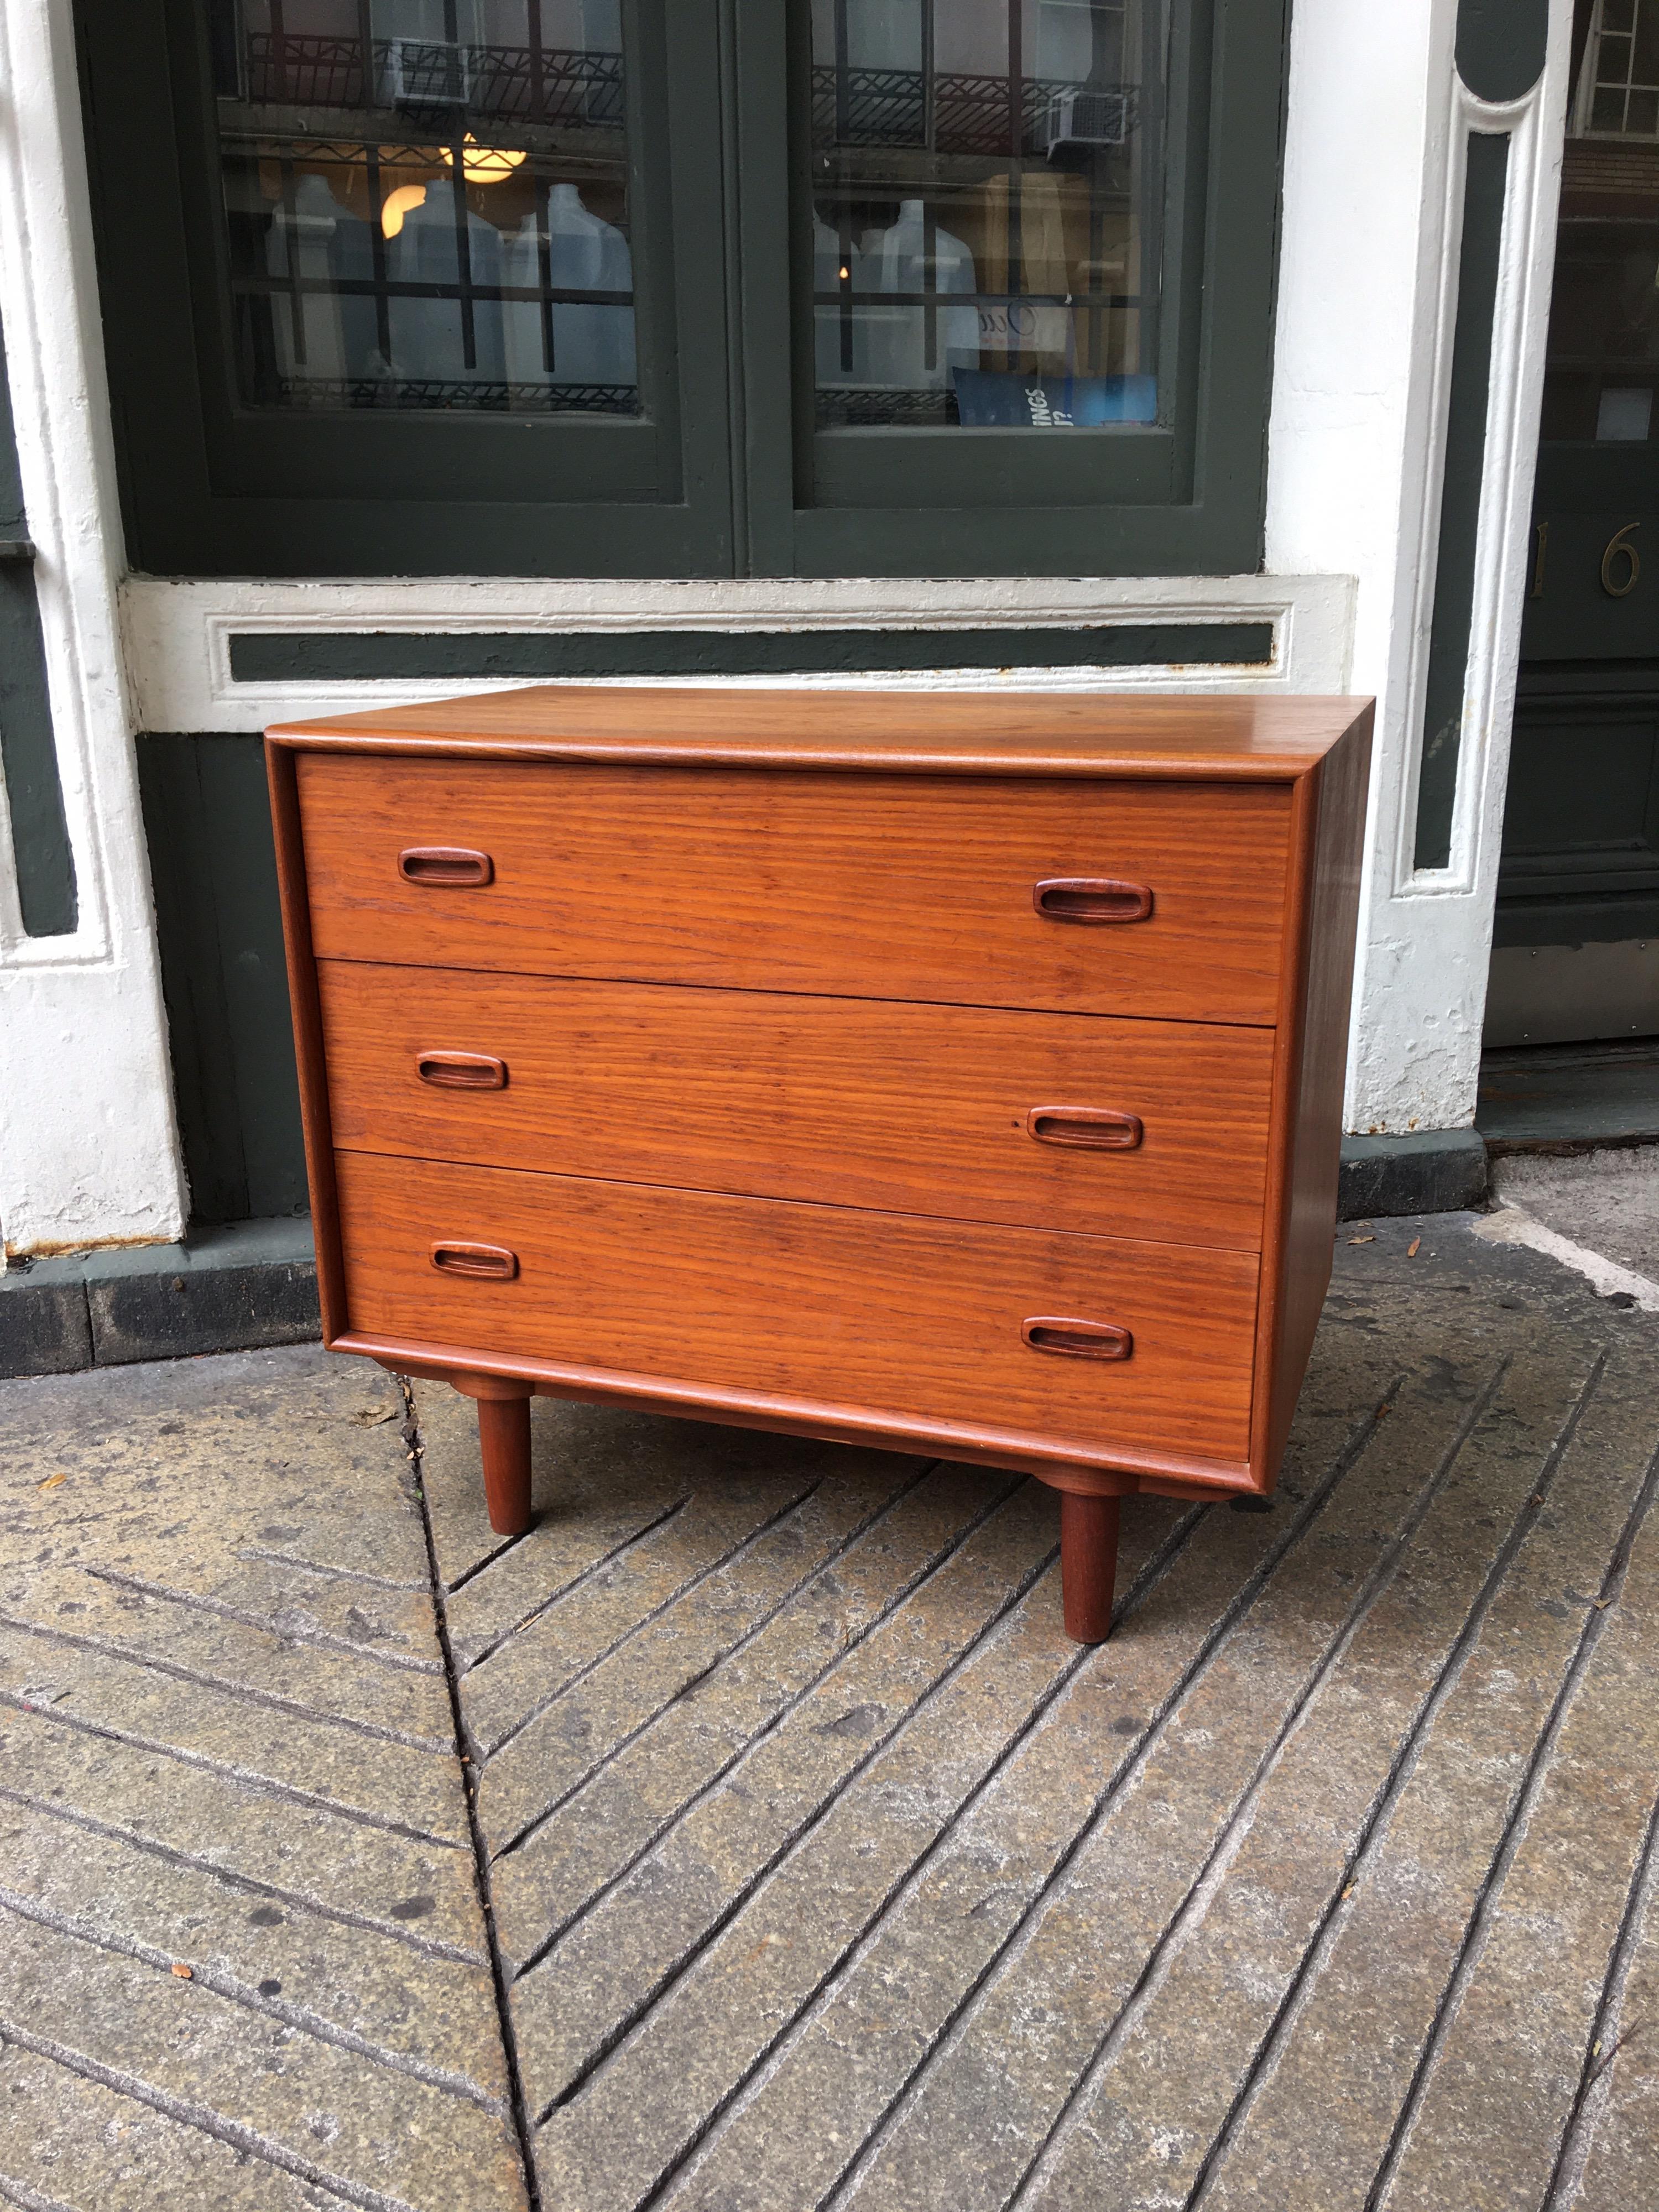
[0,0,1624,1270]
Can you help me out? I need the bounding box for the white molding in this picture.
[0,6,117,973]
[1380,61,1471,912]
[1394,80,1561,905]
[1270,0,1570,1136]
[0,0,186,1250]
[122,572,1356,734]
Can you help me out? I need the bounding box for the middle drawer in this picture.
[319,961,1274,1249]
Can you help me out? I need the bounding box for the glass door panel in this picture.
[806,0,1162,431]
[211,1,639,419]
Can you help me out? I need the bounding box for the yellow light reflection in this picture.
[440,134,528,184]
[381,182,428,238]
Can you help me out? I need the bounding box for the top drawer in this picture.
[296,755,1292,1024]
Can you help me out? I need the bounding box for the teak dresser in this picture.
[268,687,1373,1642]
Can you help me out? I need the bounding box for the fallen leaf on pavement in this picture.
[36,1473,67,1491]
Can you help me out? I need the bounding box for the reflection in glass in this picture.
[212,0,638,414]
[1584,0,1659,139]
[1541,0,1659,442]
[808,0,1161,428]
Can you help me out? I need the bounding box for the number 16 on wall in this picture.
[1529,519,1641,600]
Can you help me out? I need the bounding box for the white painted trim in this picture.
[1396,80,1561,905]
[122,572,1356,734]
[1379,69,1471,914]
[0,0,186,1251]
[0,3,117,973]
[1269,0,1569,1137]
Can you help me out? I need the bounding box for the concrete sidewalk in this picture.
[2,1211,1657,2211]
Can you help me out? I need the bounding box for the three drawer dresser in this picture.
[268,687,1373,1642]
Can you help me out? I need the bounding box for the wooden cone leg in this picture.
[1060,1490,1120,1644]
[475,1394,533,1536]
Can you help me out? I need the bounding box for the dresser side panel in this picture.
[1251,706,1375,1483]
[265,739,346,1343]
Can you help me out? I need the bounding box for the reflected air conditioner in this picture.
[1041,87,1135,164]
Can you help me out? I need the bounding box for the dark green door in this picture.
[1495,1,1659,1046]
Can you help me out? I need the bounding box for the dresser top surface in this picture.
[270,686,1373,782]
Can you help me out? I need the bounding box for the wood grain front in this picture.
[296,755,1293,1025]
[333,1151,1260,1462]
[318,962,1275,1248]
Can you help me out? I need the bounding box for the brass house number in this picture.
[1601,521,1640,597]
[1530,519,1643,599]
[1532,519,1643,600]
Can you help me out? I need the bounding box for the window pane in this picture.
[212,0,638,415]
[1598,33,1634,87]
[807,0,1162,429]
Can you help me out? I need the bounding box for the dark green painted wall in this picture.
[1456,0,1548,102]
[229,623,1274,684]
[138,735,307,1225]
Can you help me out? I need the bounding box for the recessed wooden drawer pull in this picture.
[1033,877,1153,923]
[430,1240,519,1281]
[1022,1317,1134,1360]
[1026,1106,1144,1150]
[399,846,494,887]
[416,1050,509,1091]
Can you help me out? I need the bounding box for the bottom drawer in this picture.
[335,1152,1259,1464]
